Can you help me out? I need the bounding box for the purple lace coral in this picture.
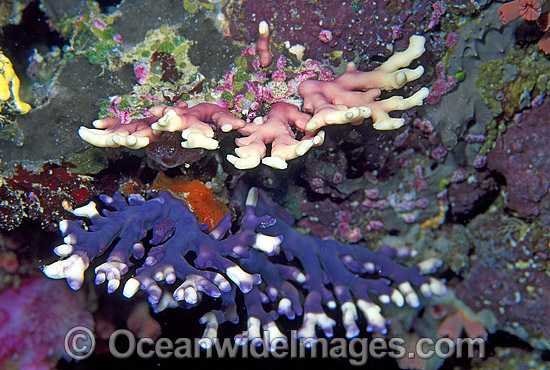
[43,188,446,348]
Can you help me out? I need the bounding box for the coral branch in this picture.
[43,191,279,304]
[79,115,160,149]
[80,102,246,150]
[149,102,246,149]
[256,21,273,68]
[298,35,429,131]
[227,102,325,170]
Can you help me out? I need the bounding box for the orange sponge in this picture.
[152,172,229,231]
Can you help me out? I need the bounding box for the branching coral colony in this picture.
[43,188,446,347]
[78,22,429,169]
[43,23,443,348]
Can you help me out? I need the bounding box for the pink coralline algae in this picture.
[451,168,469,183]
[0,277,93,370]
[427,1,446,30]
[413,165,429,192]
[367,220,384,231]
[430,144,448,159]
[91,18,107,31]
[107,96,132,124]
[364,188,379,199]
[412,118,435,134]
[445,31,459,48]
[133,63,149,85]
[463,134,487,143]
[472,154,487,169]
[416,197,429,209]
[318,29,333,43]
[425,62,457,105]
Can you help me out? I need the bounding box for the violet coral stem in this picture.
[44,188,447,344]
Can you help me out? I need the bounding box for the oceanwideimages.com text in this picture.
[65,326,485,366]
